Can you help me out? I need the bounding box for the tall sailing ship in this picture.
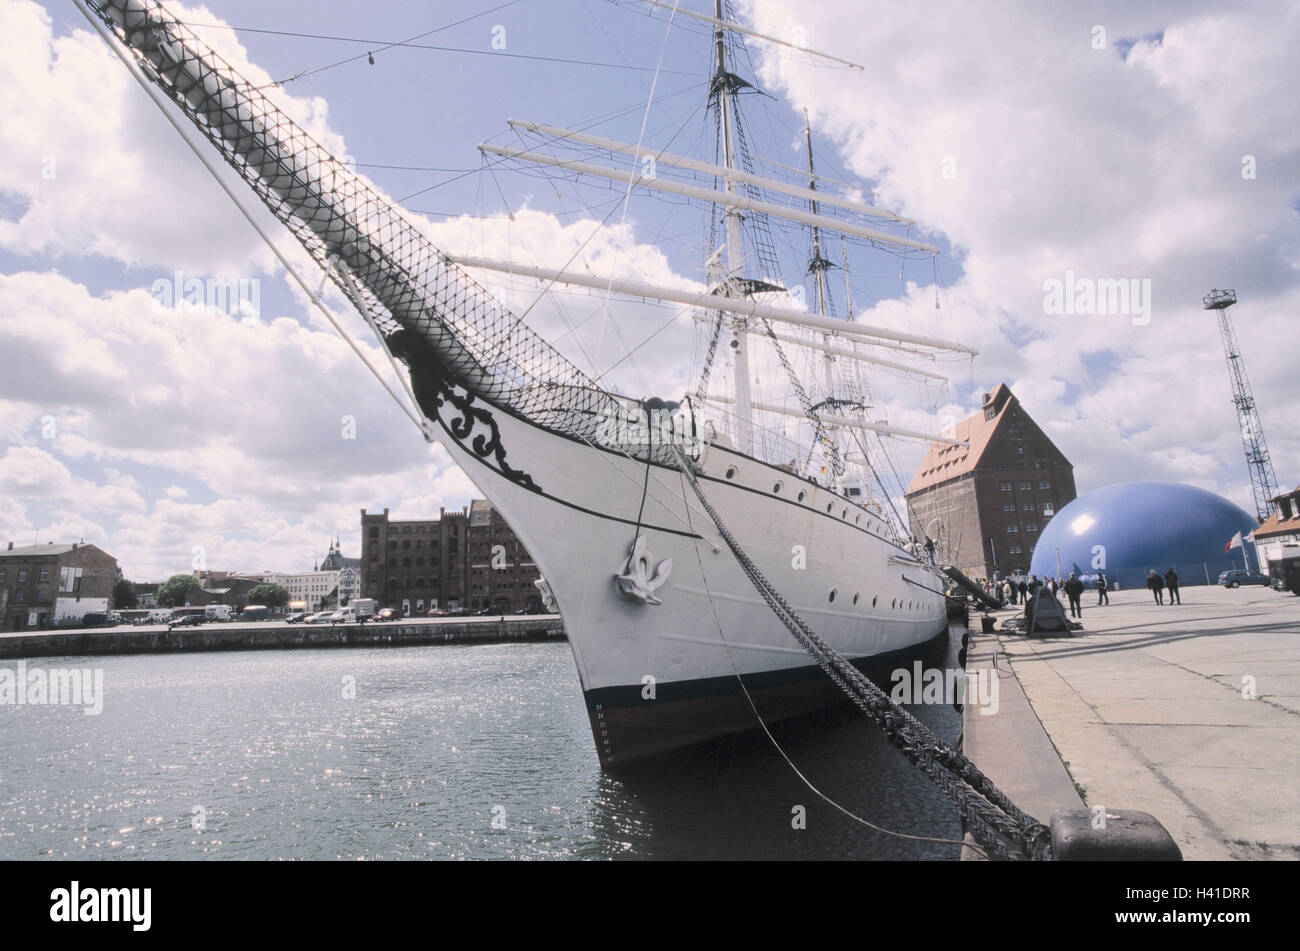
[80,0,975,767]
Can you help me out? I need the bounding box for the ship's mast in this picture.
[713,0,753,455]
[804,110,839,484]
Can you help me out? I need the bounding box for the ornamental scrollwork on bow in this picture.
[394,330,541,494]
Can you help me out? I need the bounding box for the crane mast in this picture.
[1202,289,1279,522]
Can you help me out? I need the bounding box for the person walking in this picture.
[1049,578,1060,599]
[1097,574,1109,606]
[1064,572,1085,618]
[1146,569,1164,605]
[1018,578,1028,603]
[1165,567,1181,605]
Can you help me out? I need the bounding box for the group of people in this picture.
[1146,568,1181,605]
[976,568,1185,613]
[976,572,1114,620]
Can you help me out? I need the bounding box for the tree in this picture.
[247,583,290,610]
[113,579,138,609]
[157,574,203,608]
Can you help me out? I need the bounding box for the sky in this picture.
[0,0,1297,582]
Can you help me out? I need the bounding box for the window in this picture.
[18,568,28,582]
[1023,502,1037,511]
[1025,522,1039,533]
[1000,481,1012,492]
[1019,481,1032,491]
[1042,503,1055,517]
[1006,524,1019,533]
[1017,446,1024,455]
[0,569,5,583]
[39,567,50,582]
[1004,503,1015,512]
[1039,480,1051,490]
[15,589,24,602]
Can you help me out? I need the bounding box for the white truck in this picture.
[351,598,378,620]
[204,604,232,622]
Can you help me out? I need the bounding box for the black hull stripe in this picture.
[583,624,950,711]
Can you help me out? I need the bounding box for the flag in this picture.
[1226,531,1243,552]
[1246,530,1256,543]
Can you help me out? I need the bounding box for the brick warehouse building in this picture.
[360,501,542,615]
[906,384,1077,581]
[0,541,119,631]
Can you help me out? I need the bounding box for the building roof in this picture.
[1254,484,1300,539]
[906,383,1071,496]
[0,542,102,559]
[906,384,1009,495]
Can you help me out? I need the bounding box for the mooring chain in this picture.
[671,444,1052,861]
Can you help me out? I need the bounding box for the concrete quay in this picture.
[0,615,565,660]
[962,585,1300,860]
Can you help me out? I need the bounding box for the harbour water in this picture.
[0,630,964,860]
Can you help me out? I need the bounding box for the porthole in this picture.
[828,588,837,603]
[725,466,737,480]
[891,598,896,610]
[872,596,878,608]
[852,593,860,606]
[772,481,783,493]
[841,508,847,519]
[826,502,833,513]
[855,515,861,525]
[797,490,806,502]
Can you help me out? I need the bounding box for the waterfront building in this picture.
[361,501,542,614]
[906,384,1077,580]
[0,541,119,631]
[1253,484,1300,573]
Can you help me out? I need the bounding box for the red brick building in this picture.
[906,384,1077,581]
[0,541,119,631]
[360,501,542,615]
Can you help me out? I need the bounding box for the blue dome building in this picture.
[1028,481,1259,588]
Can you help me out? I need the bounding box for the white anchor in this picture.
[614,535,672,605]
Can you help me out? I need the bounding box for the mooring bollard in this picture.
[1050,808,1183,861]
[980,615,996,634]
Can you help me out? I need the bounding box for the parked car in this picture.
[427,608,448,617]
[475,605,502,616]
[445,607,472,618]
[376,608,401,622]
[304,611,334,625]
[285,611,307,624]
[1218,569,1270,588]
[168,614,205,628]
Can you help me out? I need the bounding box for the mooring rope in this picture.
[669,443,1053,861]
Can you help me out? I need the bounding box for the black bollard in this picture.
[1050,808,1183,861]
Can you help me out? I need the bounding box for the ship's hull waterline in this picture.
[429,397,950,768]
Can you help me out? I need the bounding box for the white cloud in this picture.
[743,0,1300,507]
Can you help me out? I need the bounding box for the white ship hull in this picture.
[428,391,950,767]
